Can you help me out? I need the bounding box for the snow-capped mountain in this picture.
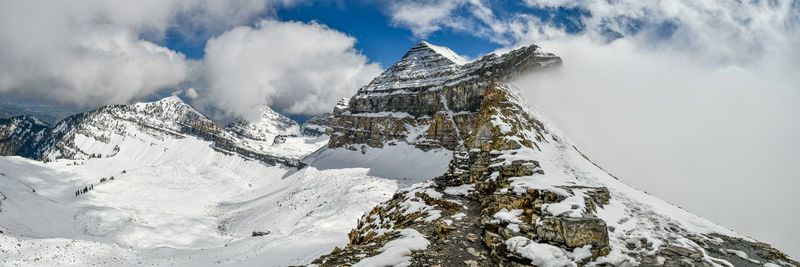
[0,41,796,267]
[40,95,217,161]
[0,96,218,161]
[358,41,469,93]
[223,105,327,161]
[0,95,357,266]
[226,105,301,142]
[314,42,798,266]
[331,41,561,151]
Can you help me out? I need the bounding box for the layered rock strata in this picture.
[327,41,561,151]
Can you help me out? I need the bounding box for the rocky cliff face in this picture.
[327,41,561,151]
[300,112,334,136]
[0,116,50,158]
[314,42,798,266]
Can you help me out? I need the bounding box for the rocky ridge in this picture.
[327,41,561,151]
[0,96,310,168]
[0,116,50,158]
[301,112,334,136]
[313,42,798,266]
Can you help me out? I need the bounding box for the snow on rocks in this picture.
[0,110,396,266]
[225,104,301,142]
[506,236,575,267]
[443,183,474,196]
[353,229,429,267]
[329,41,561,151]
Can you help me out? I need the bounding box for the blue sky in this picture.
[149,1,590,123]
[158,1,588,68]
[160,1,502,67]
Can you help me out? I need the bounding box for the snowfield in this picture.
[0,132,405,266]
[305,142,452,188]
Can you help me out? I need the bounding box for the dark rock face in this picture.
[225,105,300,142]
[0,116,51,158]
[327,41,561,150]
[300,112,333,136]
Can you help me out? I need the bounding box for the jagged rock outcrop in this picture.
[327,41,561,151]
[0,116,50,158]
[0,96,307,168]
[313,42,798,266]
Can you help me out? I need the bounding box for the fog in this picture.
[513,37,800,257]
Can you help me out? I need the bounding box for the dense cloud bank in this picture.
[0,0,379,120]
[198,20,381,120]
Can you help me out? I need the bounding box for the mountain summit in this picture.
[330,41,561,150]
[314,42,798,266]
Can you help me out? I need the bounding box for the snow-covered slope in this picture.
[38,96,215,161]
[0,95,418,266]
[225,105,327,160]
[226,105,300,142]
[305,142,452,187]
[0,140,395,266]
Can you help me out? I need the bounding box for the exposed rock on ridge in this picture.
[226,105,300,142]
[314,42,798,266]
[0,96,308,168]
[328,41,561,151]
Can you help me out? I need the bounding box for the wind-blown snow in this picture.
[422,41,470,65]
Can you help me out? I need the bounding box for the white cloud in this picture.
[184,88,199,100]
[390,0,800,257]
[389,0,464,37]
[0,0,292,108]
[198,20,382,120]
[513,36,800,258]
[387,0,510,42]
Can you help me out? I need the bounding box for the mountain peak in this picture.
[358,41,470,92]
[411,41,469,65]
[226,104,300,142]
[160,95,183,102]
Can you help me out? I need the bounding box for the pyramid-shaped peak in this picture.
[225,104,300,141]
[161,95,183,102]
[404,41,469,65]
[129,95,207,121]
